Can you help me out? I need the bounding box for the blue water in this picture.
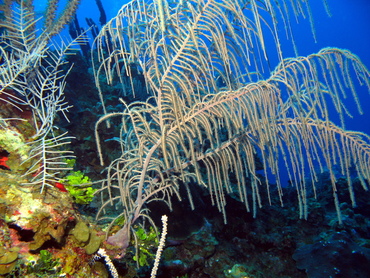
[294,0,370,135]
[49,0,369,133]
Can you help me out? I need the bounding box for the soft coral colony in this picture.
[1,0,370,278]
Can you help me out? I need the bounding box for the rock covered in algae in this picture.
[0,171,106,277]
[84,231,103,255]
[2,174,76,250]
[70,220,103,255]
[0,118,34,173]
[71,220,90,243]
[0,113,107,276]
[0,247,19,275]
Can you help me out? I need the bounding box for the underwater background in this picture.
[36,0,370,182]
[33,0,370,139]
[47,0,370,148]
[1,0,370,277]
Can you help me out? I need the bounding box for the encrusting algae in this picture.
[0,167,109,276]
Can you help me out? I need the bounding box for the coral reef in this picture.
[0,112,108,276]
[1,1,370,278]
[0,169,107,277]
